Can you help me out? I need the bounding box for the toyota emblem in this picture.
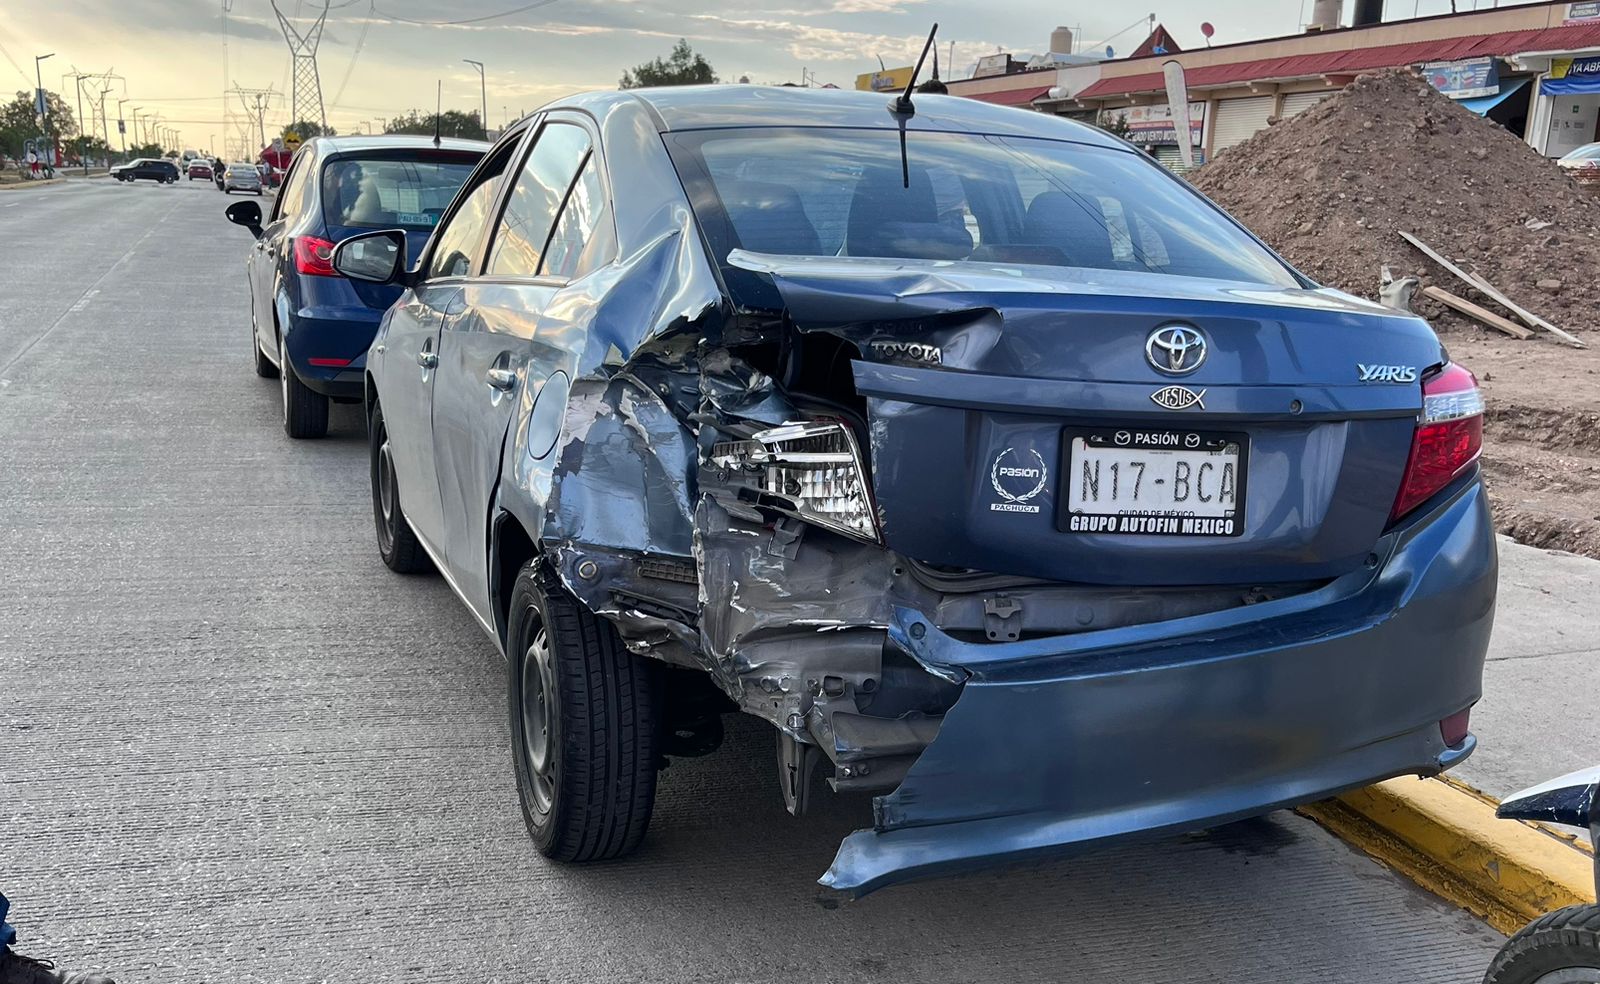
[1146,325,1208,376]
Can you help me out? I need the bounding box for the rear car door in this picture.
[381,135,526,560]
[432,117,600,623]
[253,150,312,360]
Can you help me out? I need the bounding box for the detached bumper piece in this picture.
[821,483,1496,896]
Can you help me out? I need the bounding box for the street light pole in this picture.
[34,53,54,167]
[463,59,487,139]
[99,87,111,169]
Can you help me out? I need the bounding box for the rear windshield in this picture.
[666,127,1299,306]
[320,153,479,231]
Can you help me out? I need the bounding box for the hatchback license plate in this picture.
[1060,428,1247,537]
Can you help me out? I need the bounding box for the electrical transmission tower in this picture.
[271,0,330,133]
[232,85,279,155]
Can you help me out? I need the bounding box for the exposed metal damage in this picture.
[508,220,1358,894]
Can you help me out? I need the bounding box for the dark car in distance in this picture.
[187,159,213,181]
[336,85,1496,897]
[111,158,179,184]
[226,134,487,438]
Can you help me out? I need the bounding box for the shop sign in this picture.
[1422,57,1499,99]
[1565,2,1600,24]
[1115,102,1206,145]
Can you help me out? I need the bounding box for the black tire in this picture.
[508,559,661,862]
[252,328,278,379]
[278,333,329,439]
[1485,905,1600,984]
[368,398,429,574]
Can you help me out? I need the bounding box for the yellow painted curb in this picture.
[1299,776,1594,935]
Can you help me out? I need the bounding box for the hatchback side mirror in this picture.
[225,200,263,238]
[333,229,407,285]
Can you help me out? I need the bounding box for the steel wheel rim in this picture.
[377,437,396,528]
[520,623,557,814]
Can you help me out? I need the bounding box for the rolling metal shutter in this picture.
[1210,95,1276,153]
[1281,90,1331,118]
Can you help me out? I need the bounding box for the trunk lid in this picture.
[733,253,1445,587]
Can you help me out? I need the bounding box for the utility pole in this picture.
[34,53,54,165]
[116,98,131,162]
[463,59,487,139]
[271,0,330,133]
[64,71,88,172]
[232,85,278,156]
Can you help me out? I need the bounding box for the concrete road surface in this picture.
[0,180,1507,983]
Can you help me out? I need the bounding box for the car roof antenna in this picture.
[433,80,443,149]
[888,23,938,189]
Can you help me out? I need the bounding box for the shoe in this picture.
[0,949,115,984]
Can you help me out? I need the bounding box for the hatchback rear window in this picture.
[321,154,479,231]
[666,127,1299,306]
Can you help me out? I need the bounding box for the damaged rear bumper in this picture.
[822,481,1495,895]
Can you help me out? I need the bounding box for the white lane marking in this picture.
[67,289,100,313]
[0,194,186,379]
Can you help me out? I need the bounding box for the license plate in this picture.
[1060,427,1247,537]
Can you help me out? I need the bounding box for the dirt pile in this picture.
[1193,69,1600,561]
[1190,69,1600,339]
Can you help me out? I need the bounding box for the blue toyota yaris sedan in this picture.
[331,85,1495,895]
[226,134,487,437]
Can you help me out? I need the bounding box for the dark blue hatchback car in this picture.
[226,135,487,437]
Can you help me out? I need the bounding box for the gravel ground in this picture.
[0,179,1506,984]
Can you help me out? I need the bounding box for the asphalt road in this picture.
[0,179,1507,983]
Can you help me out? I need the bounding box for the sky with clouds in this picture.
[0,0,1548,155]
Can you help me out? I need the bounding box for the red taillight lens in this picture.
[293,235,338,277]
[1391,363,1484,521]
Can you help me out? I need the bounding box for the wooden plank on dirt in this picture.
[1422,285,1535,339]
[1463,269,1587,349]
[1399,230,1586,348]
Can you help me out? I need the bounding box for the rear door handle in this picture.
[417,348,438,369]
[486,367,516,390]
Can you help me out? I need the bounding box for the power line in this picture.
[371,0,558,27]
[0,34,34,87]
[329,0,374,110]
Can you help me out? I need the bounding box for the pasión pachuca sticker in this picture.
[989,447,1048,514]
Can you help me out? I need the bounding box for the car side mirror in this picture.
[333,229,407,285]
[225,200,263,238]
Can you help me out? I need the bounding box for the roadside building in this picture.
[949,1,1600,162]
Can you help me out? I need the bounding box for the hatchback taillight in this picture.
[1391,363,1484,521]
[293,236,338,277]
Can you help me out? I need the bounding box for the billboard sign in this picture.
[1422,57,1499,99]
[975,53,1012,78]
[1116,102,1206,146]
[854,66,914,92]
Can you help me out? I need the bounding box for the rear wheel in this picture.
[368,398,429,574]
[278,332,329,439]
[508,559,661,862]
[1486,905,1600,984]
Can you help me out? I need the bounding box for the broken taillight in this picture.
[1390,363,1484,522]
[711,421,880,543]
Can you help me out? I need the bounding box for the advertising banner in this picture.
[1422,57,1499,99]
[1116,102,1206,146]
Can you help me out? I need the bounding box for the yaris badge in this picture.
[1150,385,1207,410]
